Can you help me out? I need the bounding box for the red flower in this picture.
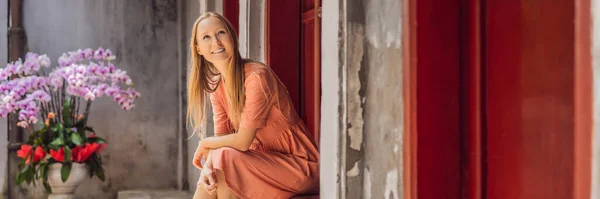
[72,143,99,162]
[97,143,107,153]
[50,147,66,163]
[16,145,45,164]
[88,133,95,138]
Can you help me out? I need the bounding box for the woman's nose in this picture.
[213,37,222,45]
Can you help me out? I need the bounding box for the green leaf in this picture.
[43,181,52,193]
[85,127,95,133]
[49,137,64,147]
[28,152,34,166]
[57,127,65,142]
[64,147,72,163]
[70,133,83,145]
[25,167,33,184]
[75,120,85,131]
[16,172,24,185]
[88,137,107,144]
[96,166,105,181]
[63,99,72,126]
[39,163,48,179]
[75,119,84,127]
[49,145,60,151]
[61,163,72,183]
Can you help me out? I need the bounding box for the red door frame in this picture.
[461,0,483,198]
[300,0,322,145]
[402,0,418,197]
[573,0,592,198]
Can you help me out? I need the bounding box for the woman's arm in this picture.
[200,127,258,151]
[202,149,213,168]
[200,69,272,152]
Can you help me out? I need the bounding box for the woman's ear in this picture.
[195,45,202,55]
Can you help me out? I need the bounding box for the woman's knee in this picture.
[193,184,217,199]
[213,147,239,156]
[213,147,243,163]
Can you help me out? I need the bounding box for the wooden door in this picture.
[413,0,462,198]
[265,0,321,146]
[300,0,321,146]
[405,0,592,199]
[484,1,591,198]
[223,0,239,35]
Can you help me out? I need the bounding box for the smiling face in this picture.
[194,16,235,65]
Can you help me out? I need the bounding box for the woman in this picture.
[188,12,320,199]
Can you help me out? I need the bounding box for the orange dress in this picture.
[210,63,320,199]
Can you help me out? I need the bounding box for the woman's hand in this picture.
[193,141,210,169]
[198,166,218,194]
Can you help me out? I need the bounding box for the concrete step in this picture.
[290,194,320,199]
[117,190,190,199]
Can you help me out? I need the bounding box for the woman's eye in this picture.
[218,30,226,35]
[203,35,210,40]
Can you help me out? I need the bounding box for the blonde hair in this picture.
[187,12,246,135]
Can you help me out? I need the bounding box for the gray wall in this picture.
[183,0,201,194]
[22,1,180,198]
[0,0,7,195]
[337,0,404,198]
[361,1,403,198]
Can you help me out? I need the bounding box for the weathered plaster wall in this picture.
[239,0,264,61]
[21,1,180,198]
[361,0,403,197]
[345,0,404,198]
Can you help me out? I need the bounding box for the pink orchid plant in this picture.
[3,48,141,193]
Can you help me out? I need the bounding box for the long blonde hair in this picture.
[187,12,246,134]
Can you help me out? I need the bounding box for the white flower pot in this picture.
[47,163,88,198]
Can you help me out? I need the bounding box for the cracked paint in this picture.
[348,23,365,151]
[384,169,399,199]
[365,1,401,48]
[347,161,360,177]
[364,167,372,199]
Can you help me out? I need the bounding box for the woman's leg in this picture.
[193,181,217,199]
[216,169,239,199]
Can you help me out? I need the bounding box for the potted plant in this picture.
[2,48,141,195]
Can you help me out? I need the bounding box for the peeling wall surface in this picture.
[21,1,180,198]
[344,0,403,198]
[362,0,403,197]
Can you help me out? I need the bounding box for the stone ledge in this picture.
[117,190,190,199]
